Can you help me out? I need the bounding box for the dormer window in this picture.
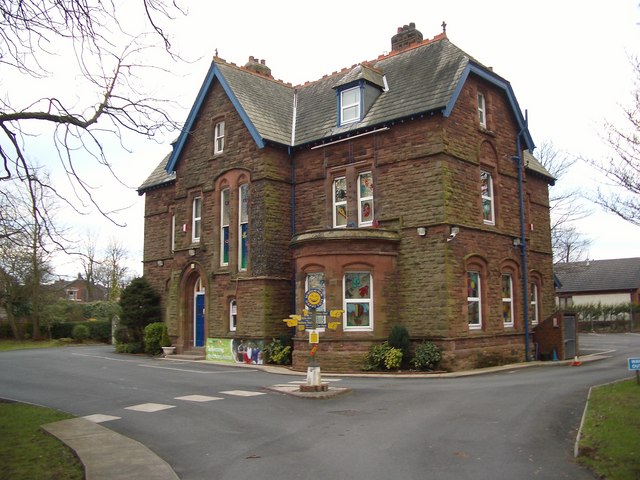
[340,86,361,125]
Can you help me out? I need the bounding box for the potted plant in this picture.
[160,325,175,356]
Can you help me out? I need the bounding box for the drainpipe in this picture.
[289,90,298,314]
[514,111,530,362]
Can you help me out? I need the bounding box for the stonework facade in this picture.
[139,24,554,372]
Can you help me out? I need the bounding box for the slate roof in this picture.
[139,31,549,193]
[554,258,640,293]
[137,152,175,194]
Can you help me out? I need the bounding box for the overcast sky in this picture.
[10,0,640,279]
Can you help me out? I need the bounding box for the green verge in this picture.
[577,379,640,480]
[0,339,65,351]
[0,402,83,480]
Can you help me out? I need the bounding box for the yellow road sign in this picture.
[328,321,340,330]
[329,309,344,318]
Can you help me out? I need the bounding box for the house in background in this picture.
[52,274,108,303]
[138,23,555,371]
[555,258,640,324]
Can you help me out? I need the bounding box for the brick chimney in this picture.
[391,23,423,52]
[244,56,272,77]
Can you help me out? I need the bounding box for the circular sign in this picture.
[304,289,324,309]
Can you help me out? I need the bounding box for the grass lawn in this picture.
[0,339,66,351]
[0,402,83,480]
[577,378,640,480]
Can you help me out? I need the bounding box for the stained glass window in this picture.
[481,171,494,225]
[238,184,249,271]
[358,172,374,226]
[344,272,372,330]
[467,271,481,328]
[502,274,513,326]
[333,177,347,228]
[220,188,230,266]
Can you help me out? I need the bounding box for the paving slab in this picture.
[42,417,179,480]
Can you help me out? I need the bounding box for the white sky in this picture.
[6,0,640,278]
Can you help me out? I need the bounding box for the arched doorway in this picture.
[193,277,205,347]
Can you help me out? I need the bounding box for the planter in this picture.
[161,346,176,356]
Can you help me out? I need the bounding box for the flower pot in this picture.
[161,346,176,356]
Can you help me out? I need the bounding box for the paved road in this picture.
[1,333,638,479]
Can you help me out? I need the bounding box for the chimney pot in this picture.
[391,22,423,52]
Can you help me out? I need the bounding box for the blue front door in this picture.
[195,293,205,347]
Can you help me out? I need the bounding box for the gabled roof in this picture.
[554,258,640,293]
[142,31,538,190]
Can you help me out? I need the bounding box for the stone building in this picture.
[138,23,555,371]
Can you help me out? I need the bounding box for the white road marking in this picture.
[175,395,223,402]
[125,403,175,412]
[138,364,257,374]
[220,390,266,397]
[83,414,121,423]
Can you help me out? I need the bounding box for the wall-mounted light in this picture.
[447,226,459,242]
[156,260,164,267]
[188,249,196,256]
[512,237,522,247]
[417,227,427,236]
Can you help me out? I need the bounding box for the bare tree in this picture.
[0,0,185,251]
[589,55,640,226]
[92,237,129,301]
[536,140,593,263]
[80,231,99,301]
[0,175,57,338]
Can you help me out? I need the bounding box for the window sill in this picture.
[478,126,496,137]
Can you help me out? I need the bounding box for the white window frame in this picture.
[343,272,373,332]
[467,271,482,329]
[238,184,249,271]
[340,86,361,125]
[171,214,176,253]
[333,176,347,228]
[502,273,514,327]
[478,92,486,128]
[531,283,539,325]
[357,171,374,227]
[229,299,237,331]
[192,196,202,243]
[481,170,495,225]
[220,188,230,267]
[214,121,225,154]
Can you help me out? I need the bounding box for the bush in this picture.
[71,324,90,342]
[388,325,410,365]
[115,342,142,354]
[363,342,392,371]
[85,320,111,343]
[384,347,403,370]
[263,338,292,365]
[411,341,442,371]
[143,322,165,355]
[118,277,160,346]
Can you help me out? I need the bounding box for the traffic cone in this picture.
[570,356,582,366]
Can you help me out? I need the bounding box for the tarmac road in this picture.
[1,332,638,479]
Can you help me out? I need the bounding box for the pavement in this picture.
[39,354,607,479]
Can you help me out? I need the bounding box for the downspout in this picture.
[289,89,298,314]
[514,110,530,361]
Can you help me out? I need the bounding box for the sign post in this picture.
[628,357,640,385]
[283,289,343,392]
